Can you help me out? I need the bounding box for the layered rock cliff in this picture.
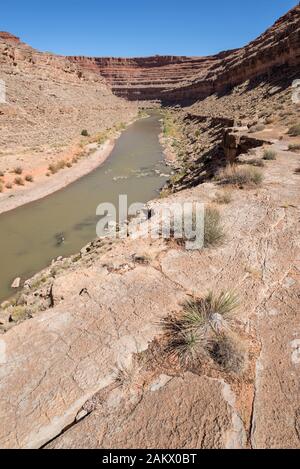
[68,4,300,102]
[0,32,137,153]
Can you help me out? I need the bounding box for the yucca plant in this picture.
[182,291,239,334]
[164,327,205,366]
[160,291,239,367]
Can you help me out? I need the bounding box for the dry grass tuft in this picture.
[14,176,24,186]
[288,124,300,137]
[214,191,232,205]
[263,149,277,160]
[288,144,300,152]
[204,207,225,247]
[217,165,263,186]
[14,166,23,175]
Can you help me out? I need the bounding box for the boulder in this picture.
[11,277,21,288]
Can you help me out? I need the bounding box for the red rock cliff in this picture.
[68,5,300,102]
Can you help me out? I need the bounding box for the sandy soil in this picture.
[0,139,116,215]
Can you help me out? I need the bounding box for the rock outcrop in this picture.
[0,32,21,44]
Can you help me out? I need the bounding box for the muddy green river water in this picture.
[0,113,171,302]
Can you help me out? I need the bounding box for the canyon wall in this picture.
[68,5,300,103]
[0,32,137,153]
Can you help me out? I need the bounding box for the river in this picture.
[0,112,172,302]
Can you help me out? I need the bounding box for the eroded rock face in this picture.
[67,5,300,102]
[46,373,240,449]
[0,32,20,44]
[0,31,137,155]
[222,128,269,162]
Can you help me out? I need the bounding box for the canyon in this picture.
[69,6,300,102]
[0,4,300,451]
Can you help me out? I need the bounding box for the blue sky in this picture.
[0,1,297,57]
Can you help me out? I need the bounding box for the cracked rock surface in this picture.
[0,141,299,449]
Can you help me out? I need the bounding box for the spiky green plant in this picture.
[182,291,239,333]
[206,291,239,317]
[161,291,239,367]
[164,327,205,365]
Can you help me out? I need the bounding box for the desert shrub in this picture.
[14,166,23,175]
[14,176,24,186]
[0,183,3,192]
[117,122,126,131]
[214,191,232,205]
[263,149,277,160]
[249,123,265,133]
[217,165,263,186]
[288,144,300,152]
[138,109,148,118]
[161,291,240,368]
[81,129,89,137]
[48,160,66,174]
[295,167,300,174]
[5,182,12,189]
[0,171,4,177]
[48,163,57,174]
[204,207,225,247]
[166,205,225,249]
[9,305,29,322]
[97,134,107,145]
[288,124,300,137]
[245,158,265,167]
[56,160,66,170]
[66,161,72,168]
[25,174,33,182]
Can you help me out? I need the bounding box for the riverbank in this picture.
[0,138,117,216]
[0,112,160,216]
